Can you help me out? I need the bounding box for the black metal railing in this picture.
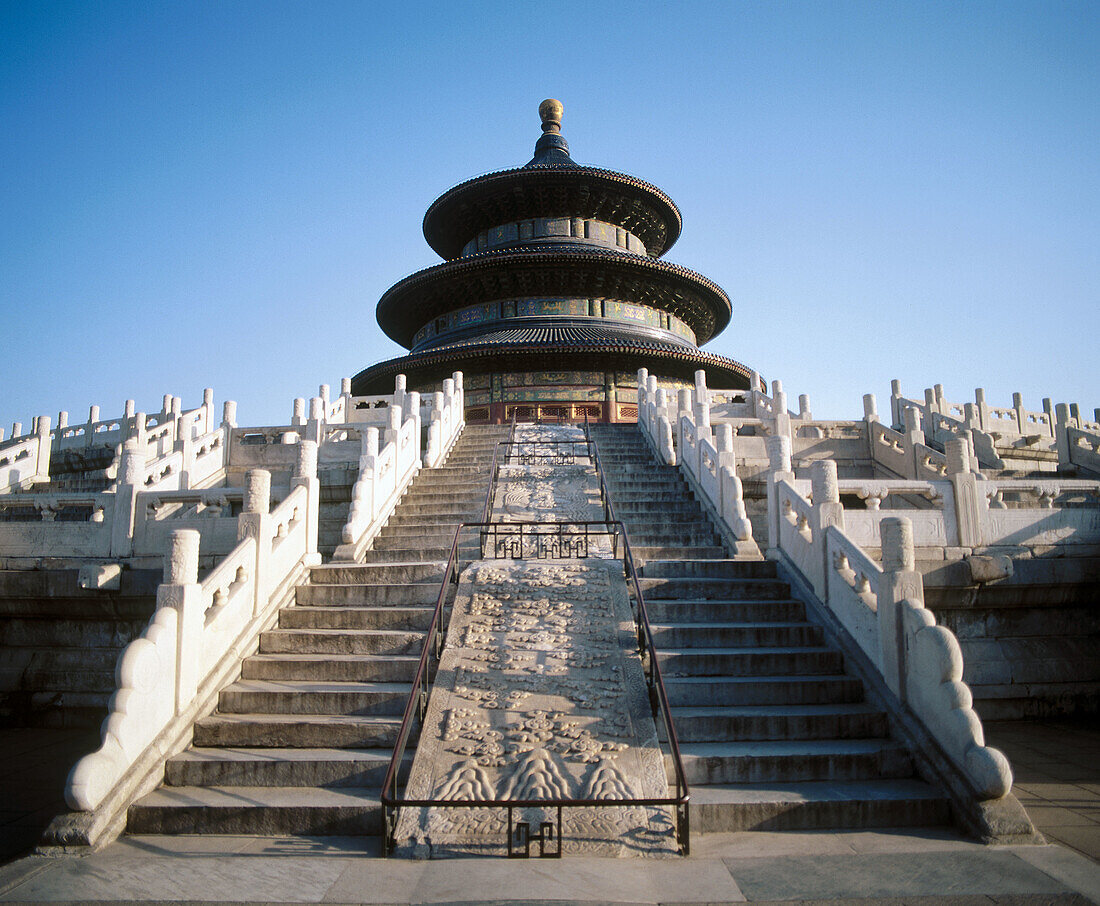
[478,519,617,560]
[379,421,690,857]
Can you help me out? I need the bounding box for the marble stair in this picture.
[127,425,509,836]
[587,424,951,833]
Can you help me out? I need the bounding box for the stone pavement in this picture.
[984,717,1100,862]
[0,828,1098,905]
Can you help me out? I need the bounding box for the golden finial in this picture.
[539,98,564,134]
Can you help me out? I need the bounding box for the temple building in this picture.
[351,100,757,423]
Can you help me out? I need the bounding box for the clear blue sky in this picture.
[1,1,1097,431]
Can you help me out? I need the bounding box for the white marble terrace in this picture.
[1,365,1095,846]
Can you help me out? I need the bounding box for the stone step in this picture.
[689,780,951,832]
[677,739,912,784]
[605,489,700,503]
[127,786,383,835]
[618,528,718,545]
[658,647,845,677]
[242,653,418,683]
[218,680,409,716]
[645,599,808,623]
[631,546,727,561]
[671,703,889,742]
[192,713,404,748]
[309,563,446,584]
[649,622,824,648]
[611,501,702,517]
[643,560,778,580]
[383,512,482,528]
[361,547,457,564]
[164,747,409,788]
[0,664,118,694]
[296,583,442,607]
[259,628,423,657]
[387,501,484,517]
[373,530,461,549]
[639,577,792,600]
[400,488,485,504]
[279,606,433,631]
[665,675,863,707]
[0,645,120,675]
[603,474,685,487]
[0,618,146,648]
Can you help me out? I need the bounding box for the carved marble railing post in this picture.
[657,414,675,465]
[306,397,324,445]
[693,369,708,410]
[393,374,407,414]
[862,394,879,458]
[293,440,320,562]
[160,528,203,713]
[765,433,794,558]
[878,517,922,700]
[426,391,444,467]
[174,411,195,491]
[714,424,735,472]
[769,380,791,440]
[33,415,52,485]
[798,394,813,421]
[404,390,422,465]
[889,379,903,428]
[946,439,982,548]
[676,388,692,452]
[1055,403,1072,469]
[901,406,924,478]
[292,398,306,427]
[716,423,755,553]
[451,371,464,412]
[85,406,100,448]
[221,400,237,430]
[750,370,763,417]
[385,400,402,447]
[808,460,844,600]
[109,440,144,558]
[239,469,272,618]
[973,388,989,433]
[131,411,147,451]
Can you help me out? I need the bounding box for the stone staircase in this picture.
[127,425,509,837]
[588,424,951,833]
[316,463,358,560]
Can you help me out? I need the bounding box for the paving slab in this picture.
[721,850,1071,901]
[0,832,1097,905]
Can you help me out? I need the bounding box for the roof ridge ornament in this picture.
[526,98,576,168]
[539,98,564,134]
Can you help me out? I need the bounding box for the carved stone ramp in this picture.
[588,424,952,834]
[393,558,675,857]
